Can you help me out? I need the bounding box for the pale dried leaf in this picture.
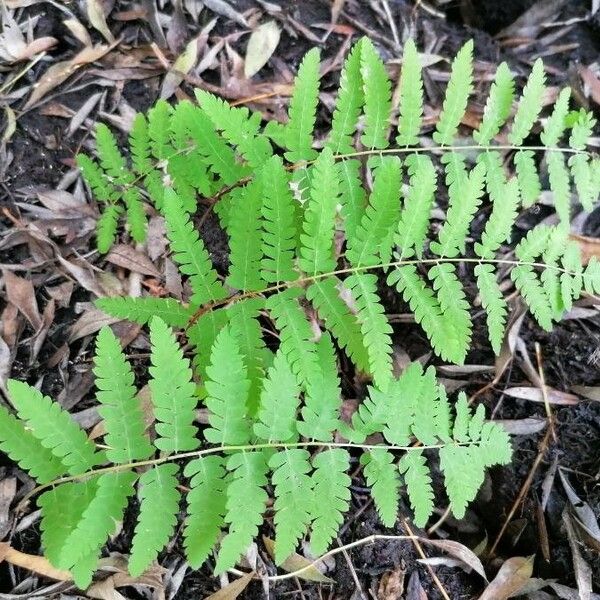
[203,0,248,27]
[106,245,160,277]
[262,537,334,583]
[562,510,592,600]
[572,385,600,402]
[478,556,533,600]
[161,36,200,99]
[2,269,42,329]
[203,571,254,599]
[503,386,579,405]
[420,538,487,580]
[0,542,72,581]
[87,0,114,43]
[495,417,547,435]
[64,17,92,47]
[244,21,280,78]
[377,564,405,600]
[68,307,120,343]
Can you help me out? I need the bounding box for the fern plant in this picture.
[2,323,511,587]
[5,36,599,586]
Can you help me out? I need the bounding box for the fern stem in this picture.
[188,257,585,327]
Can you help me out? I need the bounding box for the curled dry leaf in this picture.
[478,555,533,600]
[204,571,255,599]
[377,563,405,600]
[262,537,334,583]
[86,0,115,43]
[503,386,579,405]
[244,21,281,78]
[419,538,487,580]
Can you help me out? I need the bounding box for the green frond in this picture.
[284,47,320,162]
[508,58,545,145]
[94,327,153,464]
[260,156,298,283]
[195,89,272,167]
[343,273,393,389]
[360,38,392,150]
[204,324,252,445]
[478,421,513,466]
[122,188,146,243]
[327,41,364,154]
[96,204,121,253]
[394,153,436,259]
[129,464,181,576]
[338,159,366,241]
[514,150,541,208]
[388,265,464,364]
[474,177,520,259]
[541,227,569,317]
[547,150,571,223]
[270,448,314,564]
[439,444,483,519]
[299,147,340,275]
[147,99,172,160]
[569,154,594,212]
[540,87,571,147]
[306,276,370,373]
[95,123,132,184]
[475,264,508,355]
[77,153,116,202]
[58,471,137,585]
[429,263,471,363]
[215,451,269,574]
[433,40,473,145]
[346,156,401,267]
[473,61,514,146]
[361,449,399,527]
[297,333,342,442]
[187,309,230,385]
[569,109,596,150]
[253,352,298,446]
[511,264,553,330]
[430,160,486,258]
[129,112,152,175]
[0,404,67,483]
[227,298,267,417]
[96,296,195,327]
[148,317,199,452]
[310,448,351,555]
[226,179,266,291]
[183,456,227,568]
[560,240,583,311]
[163,188,227,306]
[479,150,507,200]
[396,38,423,146]
[6,380,103,476]
[583,257,600,295]
[404,364,440,445]
[398,451,434,527]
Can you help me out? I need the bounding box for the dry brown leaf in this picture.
[572,385,600,402]
[478,556,533,600]
[2,269,42,329]
[106,245,160,277]
[419,538,487,580]
[330,0,346,28]
[495,417,547,435]
[63,17,93,47]
[87,0,115,43]
[562,510,593,600]
[203,571,254,599]
[503,386,579,405]
[0,542,72,581]
[377,563,405,600]
[68,308,120,343]
[0,334,12,393]
[244,21,280,78]
[262,537,334,583]
[578,65,600,107]
[203,0,248,27]
[160,36,201,99]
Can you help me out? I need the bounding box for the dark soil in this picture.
[1,0,600,598]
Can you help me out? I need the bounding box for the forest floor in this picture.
[1,0,600,598]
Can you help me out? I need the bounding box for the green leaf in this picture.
[398,451,434,527]
[96,296,195,327]
[508,58,545,145]
[514,150,541,208]
[547,150,571,224]
[396,38,423,146]
[361,449,399,527]
[96,204,121,253]
[129,464,181,576]
[338,159,366,241]
[147,100,172,160]
[540,87,571,147]
[149,317,199,452]
[94,327,153,464]
[475,264,508,355]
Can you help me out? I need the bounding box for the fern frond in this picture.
[327,41,363,154]
[148,317,199,452]
[398,451,434,527]
[297,333,342,442]
[163,188,227,306]
[508,59,545,145]
[226,178,266,291]
[96,296,195,327]
[310,448,350,555]
[183,456,227,568]
[433,40,473,145]
[299,147,340,275]
[338,159,366,241]
[394,153,436,259]
[360,449,399,527]
[343,273,393,389]
[58,471,137,584]
[360,38,392,150]
[430,161,485,258]
[129,113,152,175]
[284,48,320,162]
[473,62,514,145]
[195,90,273,168]
[260,156,298,283]
[569,109,596,150]
[514,150,541,208]
[270,448,314,564]
[475,264,508,355]
[560,240,583,311]
[569,154,594,212]
[215,451,269,574]
[540,87,571,147]
[0,404,66,483]
[96,204,121,253]
[346,156,401,267]
[204,324,252,445]
[94,327,153,464]
[187,309,230,384]
[129,464,180,576]
[77,153,116,202]
[6,380,103,475]
[396,38,423,147]
[122,187,147,242]
[254,350,300,443]
[547,150,571,223]
[147,99,172,160]
[306,276,370,373]
[95,123,133,184]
